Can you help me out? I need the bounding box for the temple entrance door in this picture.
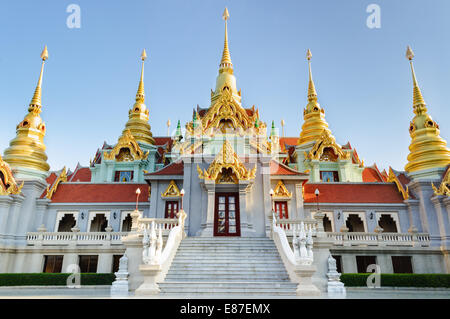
[214,193,240,236]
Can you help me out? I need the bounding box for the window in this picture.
[89,214,108,232]
[112,255,123,273]
[392,256,413,273]
[356,256,377,273]
[57,214,76,232]
[114,171,134,182]
[346,214,365,232]
[43,255,63,273]
[332,255,343,274]
[79,255,98,273]
[274,202,288,219]
[165,201,179,219]
[121,214,132,232]
[378,214,398,233]
[320,171,339,182]
[323,215,333,232]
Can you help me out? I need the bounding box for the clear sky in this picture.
[1,0,449,173]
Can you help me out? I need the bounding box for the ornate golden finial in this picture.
[136,49,146,103]
[29,45,48,109]
[220,7,233,70]
[406,46,426,114]
[306,49,317,102]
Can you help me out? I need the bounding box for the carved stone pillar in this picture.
[200,180,215,237]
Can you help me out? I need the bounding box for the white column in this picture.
[295,183,304,219]
[200,180,215,237]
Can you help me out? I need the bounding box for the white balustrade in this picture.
[26,231,129,246]
[326,232,430,247]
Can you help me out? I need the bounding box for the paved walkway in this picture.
[0,286,448,299]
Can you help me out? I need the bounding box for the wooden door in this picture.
[214,193,240,236]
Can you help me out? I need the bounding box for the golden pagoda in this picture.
[3,46,50,180]
[297,49,333,145]
[404,46,450,177]
[122,49,155,145]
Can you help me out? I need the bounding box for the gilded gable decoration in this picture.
[104,130,149,161]
[46,166,67,199]
[161,180,181,198]
[197,140,256,181]
[0,155,24,196]
[432,168,450,197]
[387,167,410,200]
[274,180,292,198]
[306,130,351,161]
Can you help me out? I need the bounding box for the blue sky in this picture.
[1,0,449,173]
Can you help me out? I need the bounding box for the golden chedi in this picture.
[404,46,450,178]
[3,46,50,180]
[122,49,155,145]
[298,49,332,146]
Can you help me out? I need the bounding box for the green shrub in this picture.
[341,273,450,288]
[0,273,115,286]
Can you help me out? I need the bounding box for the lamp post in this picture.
[135,188,141,211]
[314,188,320,212]
[269,188,275,212]
[180,188,185,210]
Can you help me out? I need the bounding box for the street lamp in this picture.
[314,188,320,212]
[269,188,275,212]
[135,188,141,211]
[180,188,185,210]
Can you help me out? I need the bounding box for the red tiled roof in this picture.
[279,137,298,152]
[50,183,149,203]
[154,137,173,148]
[270,160,307,176]
[303,183,404,203]
[147,161,184,176]
[46,172,58,185]
[362,167,383,182]
[69,167,91,182]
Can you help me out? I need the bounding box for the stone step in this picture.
[159,282,297,294]
[169,265,286,271]
[165,276,290,281]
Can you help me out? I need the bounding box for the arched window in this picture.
[378,214,398,233]
[57,214,76,232]
[346,214,365,232]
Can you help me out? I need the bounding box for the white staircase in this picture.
[159,237,297,296]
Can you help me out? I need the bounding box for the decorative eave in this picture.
[197,140,256,181]
[304,130,351,161]
[104,130,149,161]
[387,167,410,200]
[273,180,292,198]
[161,180,181,198]
[432,166,450,197]
[45,166,68,199]
[0,155,24,195]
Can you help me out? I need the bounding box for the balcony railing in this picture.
[327,232,430,247]
[26,232,129,246]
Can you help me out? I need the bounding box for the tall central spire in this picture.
[122,49,155,145]
[298,49,332,146]
[219,7,233,71]
[213,7,238,97]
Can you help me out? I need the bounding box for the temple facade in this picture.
[0,9,449,295]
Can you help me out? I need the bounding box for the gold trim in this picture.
[387,167,409,200]
[197,140,256,181]
[104,130,149,161]
[432,168,450,197]
[274,180,292,198]
[161,180,181,198]
[0,155,23,195]
[46,166,67,199]
[306,130,351,161]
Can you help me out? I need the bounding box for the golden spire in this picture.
[404,46,450,176]
[306,49,317,102]
[298,49,333,146]
[122,49,155,145]
[219,7,232,71]
[406,46,427,115]
[3,46,50,179]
